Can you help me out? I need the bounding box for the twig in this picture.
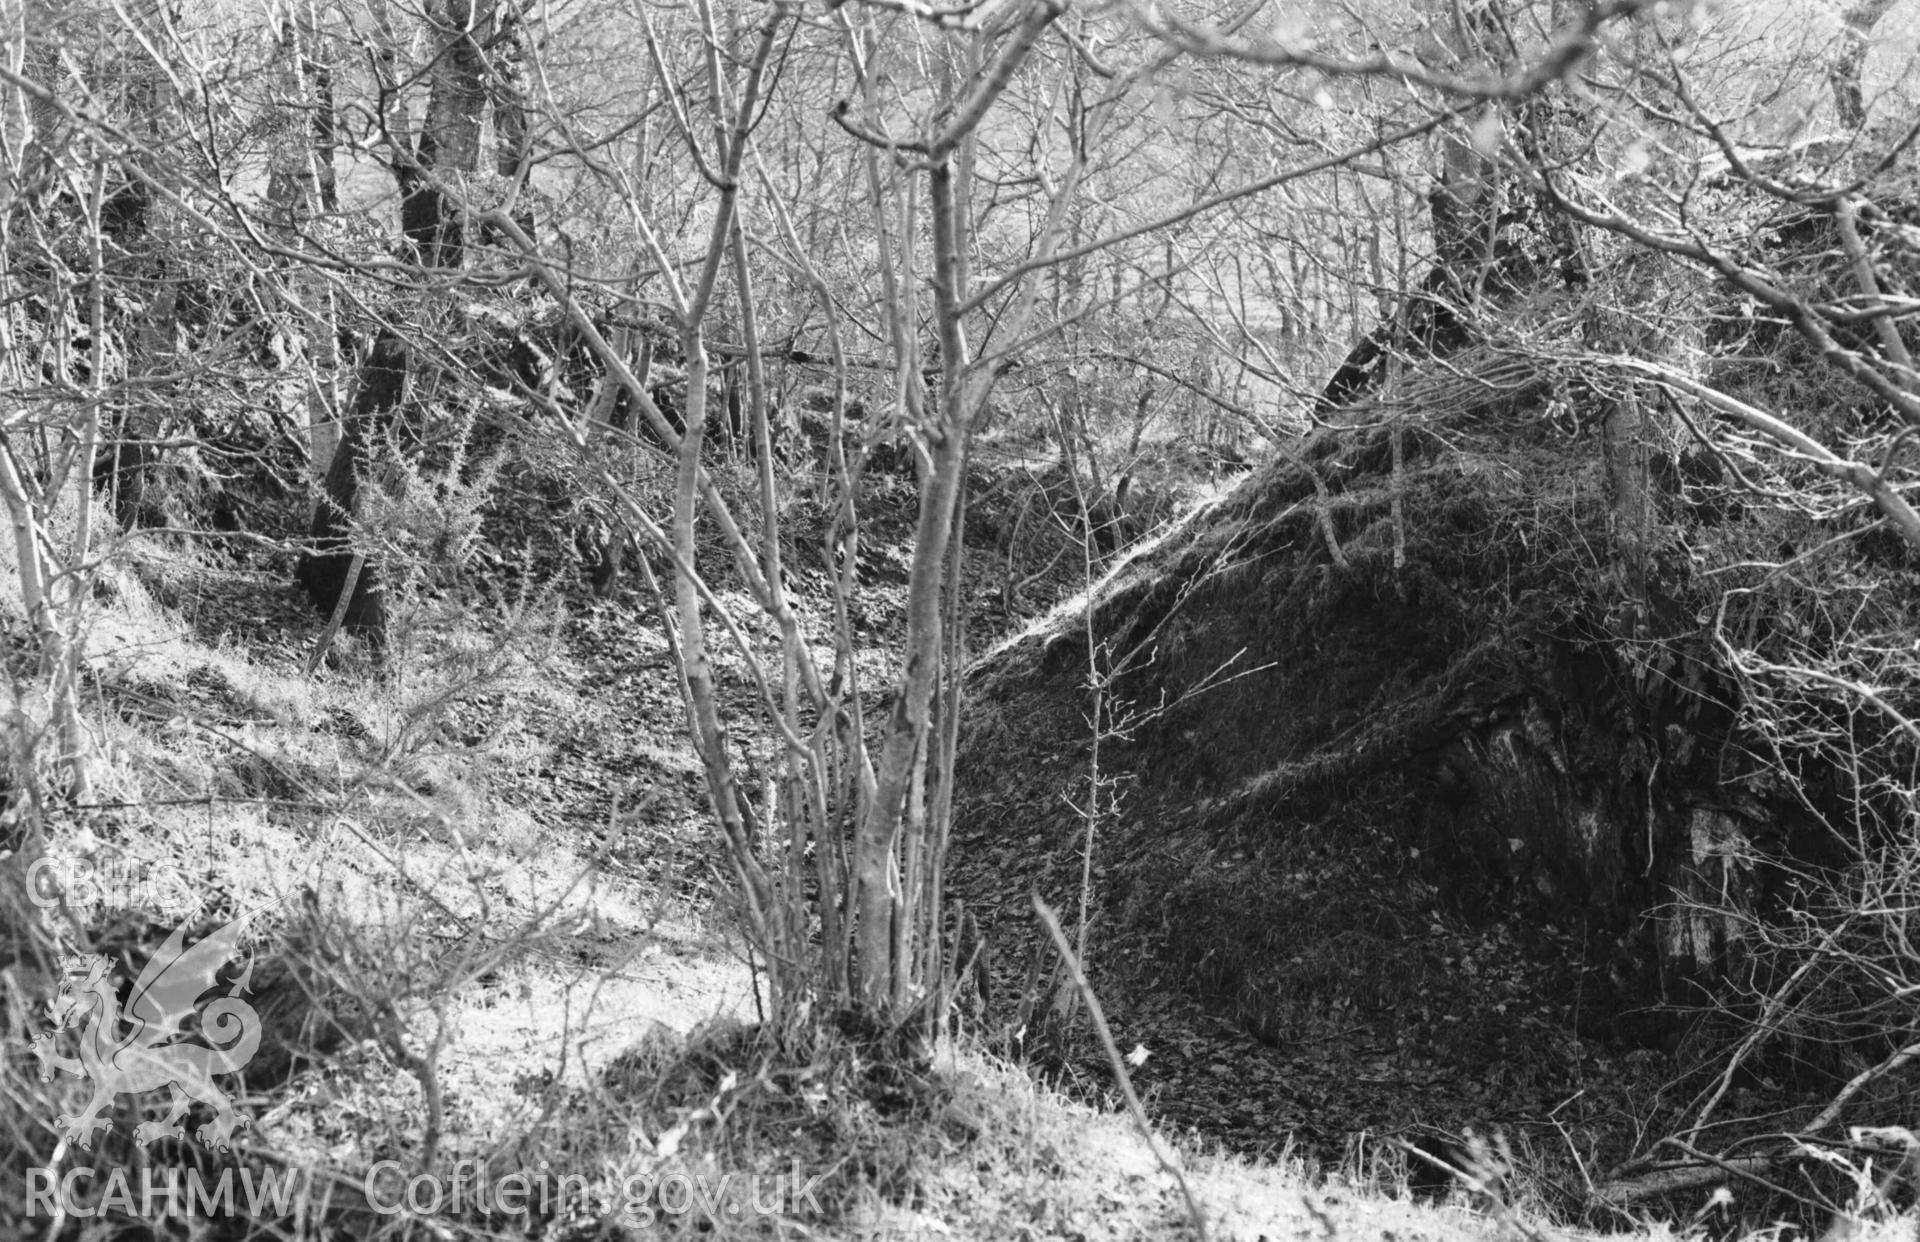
[1033,895,1208,1240]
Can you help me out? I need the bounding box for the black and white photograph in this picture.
[2,0,1919,1236]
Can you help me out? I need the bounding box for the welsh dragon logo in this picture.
[30,916,262,1151]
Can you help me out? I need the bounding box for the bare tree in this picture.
[1828,0,1901,129]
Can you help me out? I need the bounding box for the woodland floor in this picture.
[313,446,1615,1169]
[2,437,1900,1239]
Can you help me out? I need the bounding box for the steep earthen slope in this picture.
[951,371,1908,1163]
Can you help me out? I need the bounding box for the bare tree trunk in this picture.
[5,0,66,203]
[265,2,342,477]
[1603,388,1648,597]
[404,0,492,267]
[297,332,403,656]
[106,283,176,529]
[1420,0,1503,303]
[265,0,338,212]
[83,0,175,528]
[0,40,92,798]
[850,0,1064,1007]
[490,5,533,240]
[313,0,505,649]
[367,0,415,173]
[1829,0,1898,129]
[308,2,338,212]
[265,8,320,231]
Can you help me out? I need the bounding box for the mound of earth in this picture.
[948,366,1867,1165]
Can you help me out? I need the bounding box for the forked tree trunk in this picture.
[401,0,493,267]
[306,0,504,650]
